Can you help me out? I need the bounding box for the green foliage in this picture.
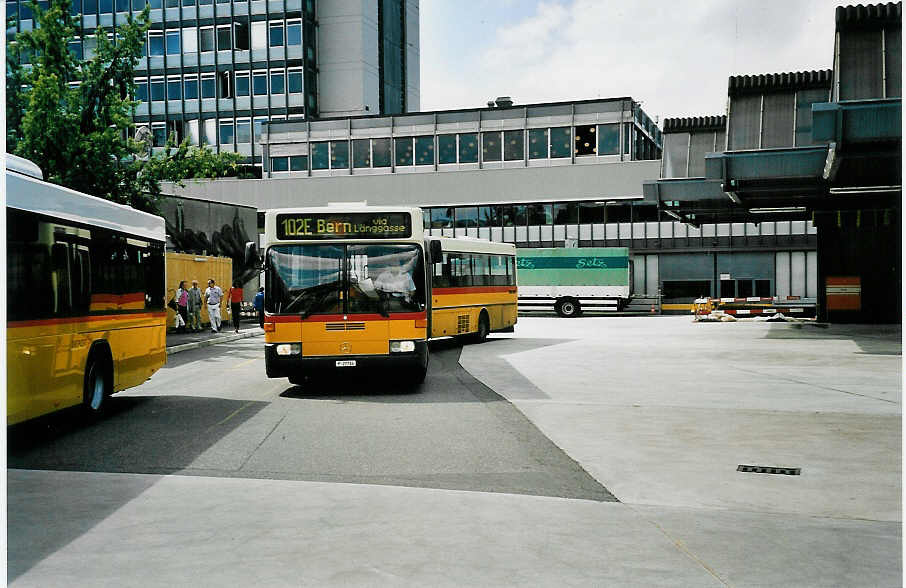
[6,0,243,213]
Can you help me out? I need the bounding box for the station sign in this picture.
[275,212,411,240]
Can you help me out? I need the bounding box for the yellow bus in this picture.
[262,205,517,385]
[6,155,167,425]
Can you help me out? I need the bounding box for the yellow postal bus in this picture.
[262,205,517,385]
[6,155,167,425]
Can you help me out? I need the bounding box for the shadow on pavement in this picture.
[277,336,570,404]
[8,394,268,581]
[764,323,902,356]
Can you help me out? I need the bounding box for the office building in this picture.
[6,0,420,168]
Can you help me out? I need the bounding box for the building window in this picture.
[482,131,501,162]
[527,204,553,225]
[269,21,284,47]
[271,156,289,172]
[115,0,129,12]
[503,130,523,161]
[251,21,267,49]
[182,27,197,53]
[528,128,548,159]
[415,136,434,166]
[68,40,83,59]
[574,124,596,156]
[550,127,571,158]
[183,75,198,99]
[235,72,250,97]
[286,19,302,46]
[438,134,456,164]
[252,71,268,95]
[167,76,181,100]
[219,120,234,146]
[234,22,250,51]
[311,142,329,170]
[200,27,214,53]
[151,123,167,147]
[216,25,231,51]
[287,68,303,93]
[290,155,307,171]
[253,117,268,142]
[148,31,164,56]
[150,77,165,101]
[395,137,413,166]
[236,119,251,144]
[270,70,285,95]
[554,202,578,224]
[134,78,148,102]
[200,74,215,99]
[218,71,231,98]
[458,133,478,163]
[372,138,391,168]
[99,0,112,13]
[597,123,619,155]
[353,139,371,168]
[330,140,349,169]
[456,207,478,228]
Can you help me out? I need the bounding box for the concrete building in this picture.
[644,2,901,322]
[7,0,419,168]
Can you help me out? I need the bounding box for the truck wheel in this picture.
[555,298,580,318]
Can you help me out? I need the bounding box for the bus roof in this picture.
[264,205,423,216]
[6,168,165,242]
[428,236,517,255]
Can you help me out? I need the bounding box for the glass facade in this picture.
[6,0,403,167]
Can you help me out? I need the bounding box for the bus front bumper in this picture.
[265,341,428,378]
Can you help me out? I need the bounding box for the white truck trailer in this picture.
[516,247,631,317]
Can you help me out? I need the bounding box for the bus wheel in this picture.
[473,312,490,343]
[556,298,580,318]
[83,350,111,414]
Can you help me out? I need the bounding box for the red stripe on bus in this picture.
[8,311,167,329]
[432,286,516,295]
[90,292,147,304]
[269,312,427,323]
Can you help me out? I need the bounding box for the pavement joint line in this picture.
[166,329,264,355]
[728,364,900,404]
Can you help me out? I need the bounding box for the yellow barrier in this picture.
[165,252,233,328]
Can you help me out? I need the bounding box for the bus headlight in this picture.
[275,343,301,356]
[389,340,416,353]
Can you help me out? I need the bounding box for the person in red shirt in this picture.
[228,280,244,333]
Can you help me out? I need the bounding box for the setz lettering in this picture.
[517,257,611,269]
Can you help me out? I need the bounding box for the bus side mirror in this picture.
[245,241,262,269]
[429,240,442,263]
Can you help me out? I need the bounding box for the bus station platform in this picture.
[165,326,263,355]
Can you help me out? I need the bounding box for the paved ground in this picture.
[7,316,902,586]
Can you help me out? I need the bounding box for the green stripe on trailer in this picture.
[516,248,630,288]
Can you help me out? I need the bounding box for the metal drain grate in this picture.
[737,465,801,476]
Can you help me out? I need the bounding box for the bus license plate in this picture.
[335,360,356,367]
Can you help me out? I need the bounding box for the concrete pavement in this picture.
[8,316,902,586]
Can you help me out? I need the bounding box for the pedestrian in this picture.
[228,280,243,333]
[253,286,264,329]
[187,280,203,331]
[204,278,224,333]
[175,281,189,333]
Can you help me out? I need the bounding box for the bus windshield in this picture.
[267,243,425,316]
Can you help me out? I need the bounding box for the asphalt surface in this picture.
[8,335,614,581]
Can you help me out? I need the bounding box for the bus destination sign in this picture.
[276,212,412,240]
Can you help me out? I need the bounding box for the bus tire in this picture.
[472,311,490,343]
[83,346,112,415]
[555,298,580,318]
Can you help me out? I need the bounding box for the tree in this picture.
[6,0,243,213]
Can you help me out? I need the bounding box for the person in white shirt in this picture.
[204,279,224,333]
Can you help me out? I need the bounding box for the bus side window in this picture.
[490,255,507,286]
[433,252,449,288]
[473,254,490,286]
[51,242,72,316]
[450,253,471,287]
[507,256,516,286]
